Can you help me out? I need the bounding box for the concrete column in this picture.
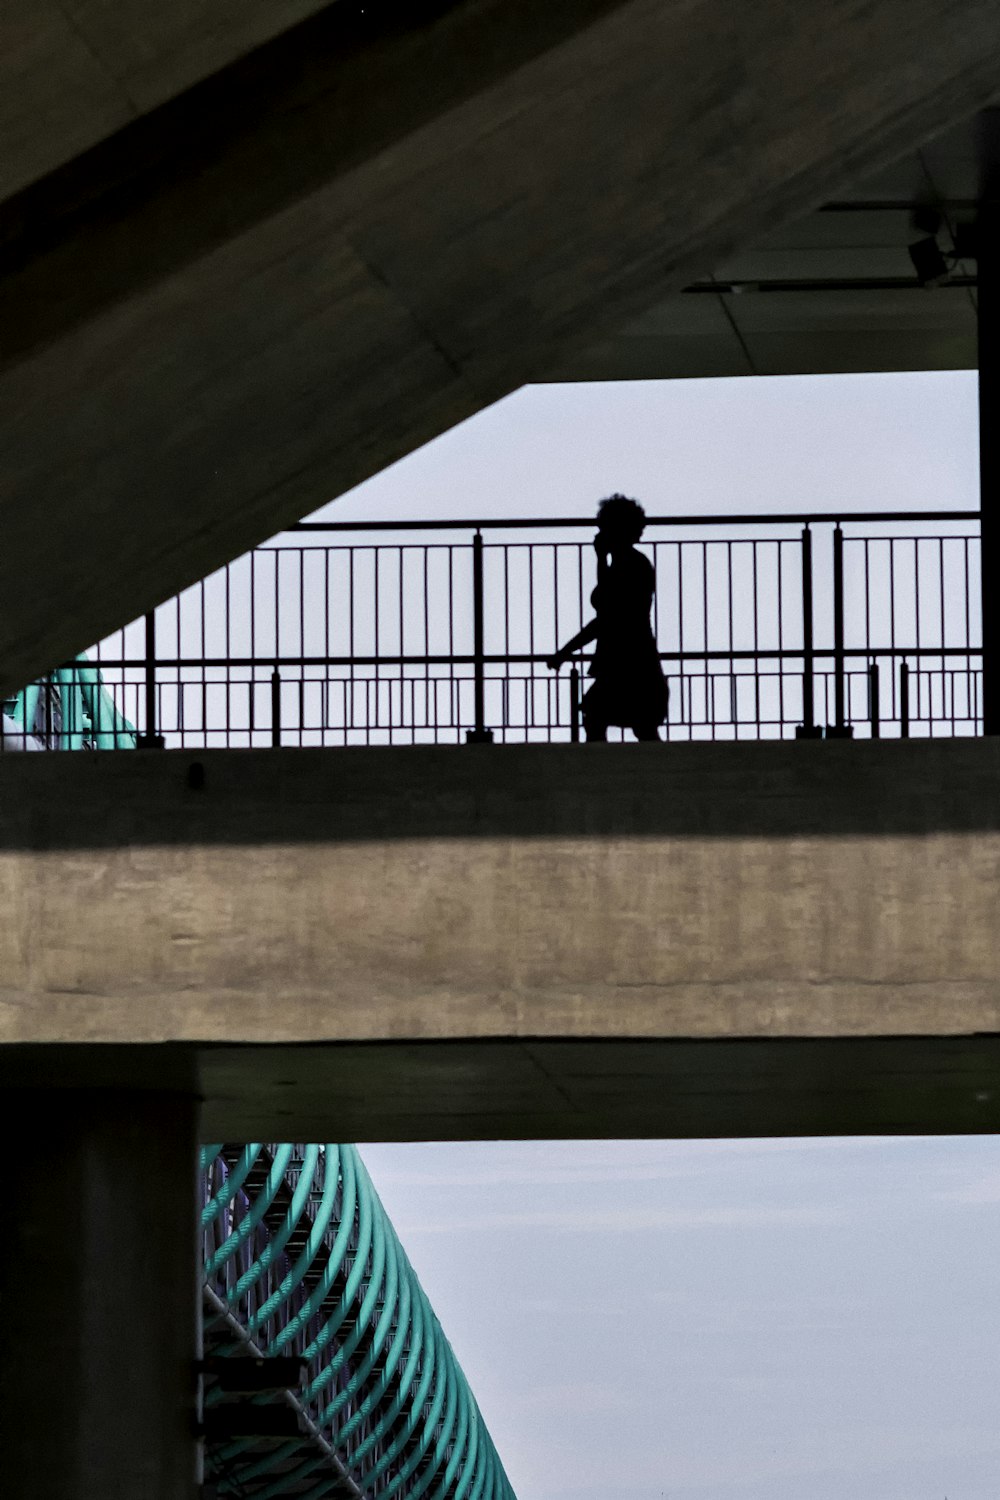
[979,109,1000,734]
[0,1089,200,1500]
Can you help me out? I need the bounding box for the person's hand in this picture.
[593,532,610,560]
[546,651,564,671]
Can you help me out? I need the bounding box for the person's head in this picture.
[597,493,646,546]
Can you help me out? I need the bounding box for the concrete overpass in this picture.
[3,738,998,1141]
[6,3,1000,1493]
[3,0,1000,698]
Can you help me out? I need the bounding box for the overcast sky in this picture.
[340,371,997,1500]
[309,370,980,527]
[359,1135,999,1500]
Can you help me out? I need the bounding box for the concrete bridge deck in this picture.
[2,739,999,1139]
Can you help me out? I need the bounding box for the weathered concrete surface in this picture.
[3,738,1000,1045]
[0,0,330,199]
[3,1,1000,695]
[1,740,999,1137]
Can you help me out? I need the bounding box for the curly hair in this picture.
[596,493,646,543]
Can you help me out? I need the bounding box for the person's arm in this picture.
[547,617,598,670]
[548,531,607,669]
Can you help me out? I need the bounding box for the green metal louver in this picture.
[3,656,136,749]
[201,1144,516,1500]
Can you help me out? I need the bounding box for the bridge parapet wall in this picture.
[3,740,998,1137]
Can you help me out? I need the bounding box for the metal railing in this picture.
[4,511,982,748]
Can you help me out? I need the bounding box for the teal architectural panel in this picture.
[201,1143,517,1500]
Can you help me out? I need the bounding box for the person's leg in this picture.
[581,681,608,742]
[631,721,661,742]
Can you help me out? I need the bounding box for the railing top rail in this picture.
[288,510,980,533]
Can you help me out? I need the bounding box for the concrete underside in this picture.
[567,115,987,382]
[2,739,999,1139]
[3,0,1000,694]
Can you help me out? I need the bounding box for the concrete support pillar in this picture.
[0,1090,200,1500]
[978,109,1000,735]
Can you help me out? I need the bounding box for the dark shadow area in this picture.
[0,738,999,850]
[1,1035,998,1139]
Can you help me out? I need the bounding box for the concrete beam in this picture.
[2,740,999,1138]
[3,1,1000,694]
[3,1036,999,1141]
[0,0,331,199]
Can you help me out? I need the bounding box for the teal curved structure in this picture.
[2,657,135,749]
[202,1143,517,1500]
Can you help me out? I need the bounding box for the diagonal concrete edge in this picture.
[0,0,337,202]
[0,0,627,358]
[3,0,1000,694]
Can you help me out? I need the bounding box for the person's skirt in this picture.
[581,651,669,728]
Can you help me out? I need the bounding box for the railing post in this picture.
[466,529,494,744]
[569,665,581,743]
[271,668,281,749]
[136,609,164,748]
[827,525,854,737]
[899,660,911,738]
[795,526,822,738]
[868,661,880,739]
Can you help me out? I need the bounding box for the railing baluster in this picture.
[796,526,821,739]
[466,529,493,744]
[869,661,880,739]
[569,665,581,743]
[137,609,164,748]
[271,668,281,749]
[828,524,854,737]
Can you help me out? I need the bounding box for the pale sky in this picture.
[339,371,998,1500]
[359,1135,1000,1500]
[308,370,980,527]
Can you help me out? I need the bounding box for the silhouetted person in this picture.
[547,494,668,742]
